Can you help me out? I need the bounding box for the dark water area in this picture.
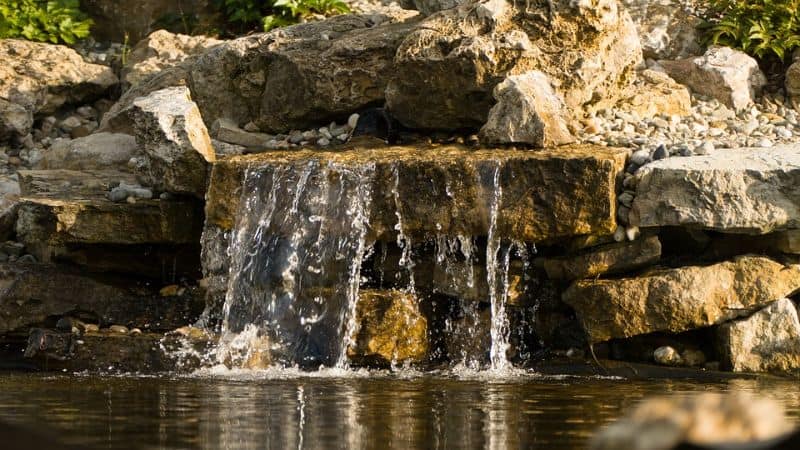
[0,371,799,449]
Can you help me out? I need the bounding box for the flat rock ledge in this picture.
[630,145,800,234]
[562,255,800,344]
[206,142,627,243]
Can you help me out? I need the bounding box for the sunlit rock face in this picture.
[202,142,626,367]
[563,256,800,344]
[386,0,642,131]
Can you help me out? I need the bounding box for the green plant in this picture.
[705,0,800,61]
[214,0,350,34]
[0,0,92,44]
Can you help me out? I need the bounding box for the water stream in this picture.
[215,158,532,371]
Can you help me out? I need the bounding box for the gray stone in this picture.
[211,118,271,148]
[479,71,575,147]
[622,0,703,60]
[123,86,216,197]
[0,40,117,141]
[717,298,800,373]
[630,146,800,234]
[661,46,766,112]
[122,30,222,88]
[35,133,139,171]
[653,346,681,366]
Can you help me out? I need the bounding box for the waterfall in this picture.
[486,162,511,371]
[219,159,375,368]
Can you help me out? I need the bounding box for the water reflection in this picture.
[0,373,797,450]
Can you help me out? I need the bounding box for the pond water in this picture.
[0,370,799,449]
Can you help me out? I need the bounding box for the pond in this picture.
[0,370,798,449]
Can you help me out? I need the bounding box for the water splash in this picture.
[219,160,375,368]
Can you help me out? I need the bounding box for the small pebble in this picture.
[652,144,668,160]
[347,113,360,130]
[653,346,682,366]
[109,325,129,334]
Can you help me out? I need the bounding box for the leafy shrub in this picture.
[705,0,800,61]
[215,0,350,34]
[0,0,92,44]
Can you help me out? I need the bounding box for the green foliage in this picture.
[214,0,350,34]
[705,0,800,61]
[0,0,92,44]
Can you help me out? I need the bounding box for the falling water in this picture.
[219,159,375,368]
[486,162,511,371]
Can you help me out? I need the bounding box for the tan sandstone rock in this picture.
[563,256,800,343]
[122,30,222,88]
[386,0,642,130]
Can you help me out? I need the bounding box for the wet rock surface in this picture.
[348,290,428,365]
[205,142,627,242]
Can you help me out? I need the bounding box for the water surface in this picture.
[0,371,798,449]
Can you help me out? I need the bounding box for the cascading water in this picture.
[219,159,375,368]
[210,153,536,372]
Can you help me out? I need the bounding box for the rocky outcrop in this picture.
[661,46,766,112]
[717,298,800,373]
[591,393,796,450]
[0,39,118,141]
[630,146,800,234]
[15,169,202,248]
[479,71,574,147]
[622,0,703,60]
[116,86,215,197]
[348,290,428,365]
[617,69,692,118]
[563,256,800,343]
[122,30,222,88]
[0,263,204,335]
[542,235,661,281]
[102,14,419,135]
[34,133,139,171]
[386,0,642,130]
[205,143,627,242]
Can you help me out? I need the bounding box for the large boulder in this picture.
[122,30,223,89]
[34,133,139,171]
[119,86,215,197]
[630,146,800,234]
[660,46,766,112]
[621,0,703,60]
[563,256,800,343]
[479,71,575,147]
[386,0,642,130]
[717,298,800,373]
[102,13,420,135]
[0,39,118,141]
